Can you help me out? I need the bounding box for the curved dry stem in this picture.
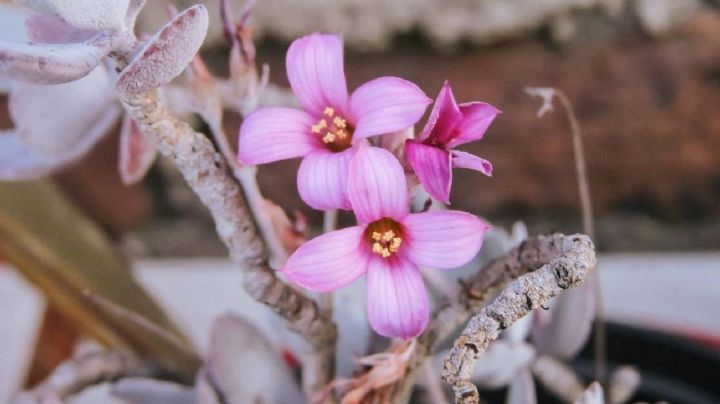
[390,233,594,403]
[120,89,336,400]
[441,234,596,404]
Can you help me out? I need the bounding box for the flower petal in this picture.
[418,80,462,144]
[237,108,321,164]
[348,145,408,223]
[286,33,349,116]
[446,102,501,148]
[350,77,431,140]
[451,149,493,176]
[297,149,353,211]
[405,141,452,203]
[282,226,368,292]
[403,210,490,269]
[366,256,429,339]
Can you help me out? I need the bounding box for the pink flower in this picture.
[238,33,431,211]
[406,81,500,203]
[282,145,490,339]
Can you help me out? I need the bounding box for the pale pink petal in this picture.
[26,14,97,44]
[348,145,408,223]
[286,33,349,117]
[282,226,368,292]
[451,149,493,176]
[118,113,156,185]
[446,102,501,148]
[237,108,321,164]
[405,141,452,203]
[297,148,353,211]
[366,256,429,339]
[350,77,431,140]
[403,210,490,269]
[418,81,462,144]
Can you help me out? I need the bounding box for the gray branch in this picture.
[120,90,336,399]
[441,234,596,404]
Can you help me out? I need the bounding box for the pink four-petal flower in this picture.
[406,81,500,203]
[238,33,431,211]
[282,145,490,339]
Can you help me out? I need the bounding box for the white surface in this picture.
[1,252,718,399]
[598,252,720,337]
[0,268,45,402]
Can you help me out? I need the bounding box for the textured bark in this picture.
[121,90,336,399]
[391,233,594,403]
[441,234,596,404]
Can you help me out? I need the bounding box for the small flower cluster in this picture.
[238,33,500,339]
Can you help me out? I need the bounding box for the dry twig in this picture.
[390,233,595,403]
[441,234,596,403]
[120,89,336,399]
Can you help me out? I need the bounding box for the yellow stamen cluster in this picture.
[371,230,402,258]
[312,107,350,145]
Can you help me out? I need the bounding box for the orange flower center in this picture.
[311,107,354,152]
[364,218,404,258]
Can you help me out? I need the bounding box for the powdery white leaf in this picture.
[609,366,640,404]
[531,275,596,359]
[110,378,195,404]
[504,314,532,343]
[573,382,604,404]
[125,0,149,30]
[0,130,72,179]
[507,369,538,404]
[118,112,156,185]
[116,5,209,95]
[9,65,121,156]
[0,38,110,84]
[195,370,221,404]
[45,0,129,31]
[205,314,303,404]
[26,13,98,44]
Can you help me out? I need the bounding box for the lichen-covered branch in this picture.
[441,234,596,404]
[11,351,154,403]
[390,233,593,403]
[120,89,336,398]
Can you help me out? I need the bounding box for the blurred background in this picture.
[1,0,719,401]
[4,0,717,255]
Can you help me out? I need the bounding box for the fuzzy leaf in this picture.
[531,276,596,359]
[110,378,195,404]
[507,369,538,404]
[118,112,156,185]
[116,5,209,95]
[0,130,76,180]
[0,38,110,84]
[26,13,98,44]
[205,314,303,404]
[9,65,120,157]
[44,0,129,31]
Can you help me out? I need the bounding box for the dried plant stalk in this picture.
[441,235,596,404]
[120,89,336,398]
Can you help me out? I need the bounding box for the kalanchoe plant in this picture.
[238,33,431,210]
[1,1,602,403]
